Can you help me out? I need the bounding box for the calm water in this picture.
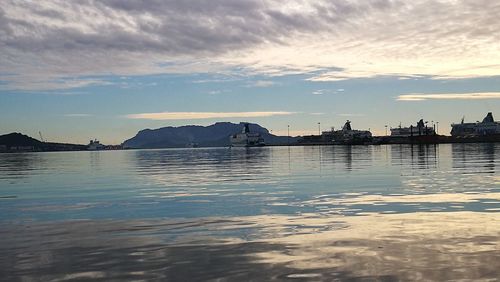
[1,144,499,281]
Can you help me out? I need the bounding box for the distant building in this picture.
[299,135,324,144]
[9,146,35,152]
[104,144,123,150]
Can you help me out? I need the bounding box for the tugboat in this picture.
[229,123,265,147]
[331,120,372,144]
[451,112,500,137]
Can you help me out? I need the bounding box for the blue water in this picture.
[1,144,499,280]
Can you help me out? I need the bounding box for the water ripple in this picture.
[0,144,499,280]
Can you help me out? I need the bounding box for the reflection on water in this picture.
[0,144,499,280]
[133,147,273,186]
[453,143,497,172]
[390,144,438,169]
[1,212,499,281]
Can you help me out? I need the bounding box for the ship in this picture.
[391,119,436,137]
[331,120,372,144]
[451,112,500,137]
[229,123,265,147]
[87,139,105,150]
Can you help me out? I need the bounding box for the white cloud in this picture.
[307,70,380,82]
[2,0,500,90]
[125,111,295,120]
[208,90,221,95]
[64,114,92,117]
[312,89,345,95]
[397,92,500,101]
[246,80,277,88]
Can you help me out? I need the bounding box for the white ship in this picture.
[87,139,105,150]
[451,112,500,136]
[230,123,265,147]
[331,120,372,144]
[391,119,436,137]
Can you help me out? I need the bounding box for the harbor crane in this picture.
[39,131,45,143]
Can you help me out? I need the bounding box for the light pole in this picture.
[385,125,388,136]
[436,121,439,135]
[318,122,321,136]
[287,125,290,145]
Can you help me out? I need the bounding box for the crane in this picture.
[39,131,45,143]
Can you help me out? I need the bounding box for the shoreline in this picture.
[1,139,500,153]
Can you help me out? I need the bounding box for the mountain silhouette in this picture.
[123,122,297,148]
[0,133,44,148]
[0,132,87,152]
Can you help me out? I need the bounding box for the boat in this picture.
[229,123,265,147]
[331,120,372,144]
[451,112,500,137]
[391,119,436,137]
[87,139,105,150]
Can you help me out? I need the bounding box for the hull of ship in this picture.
[230,142,265,147]
[332,140,372,145]
[332,135,373,145]
[448,134,500,143]
[230,132,265,147]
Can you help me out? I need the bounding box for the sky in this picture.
[1,0,500,144]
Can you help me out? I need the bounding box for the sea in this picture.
[0,144,499,281]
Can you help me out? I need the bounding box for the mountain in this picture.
[0,133,44,148]
[123,122,298,148]
[0,132,87,152]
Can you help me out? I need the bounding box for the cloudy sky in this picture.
[1,0,500,144]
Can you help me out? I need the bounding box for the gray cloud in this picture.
[2,0,500,90]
